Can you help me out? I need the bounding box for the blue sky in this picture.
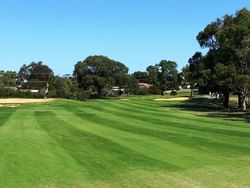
[0,0,249,75]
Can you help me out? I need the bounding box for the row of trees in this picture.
[0,56,180,99]
[0,62,77,99]
[72,56,180,97]
[183,8,250,111]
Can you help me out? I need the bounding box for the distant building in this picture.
[138,83,153,89]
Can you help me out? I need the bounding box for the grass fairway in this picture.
[0,97,250,188]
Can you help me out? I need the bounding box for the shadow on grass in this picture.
[207,112,250,124]
[162,98,250,124]
[162,98,224,112]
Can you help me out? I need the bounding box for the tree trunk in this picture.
[223,91,230,108]
[190,88,193,99]
[97,87,102,98]
[238,92,247,111]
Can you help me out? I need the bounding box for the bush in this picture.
[0,88,43,98]
[76,89,91,101]
[170,90,177,96]
[148,86,161,95]
[136,88,151,95]
[48,89,57,98]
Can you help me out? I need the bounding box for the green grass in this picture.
[0,97,250,188]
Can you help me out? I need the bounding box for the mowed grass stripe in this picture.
[107,99,250,129]
[51,100,250,156]
[1,98,250,188]
[54,98,245,131]
[62,102,250,157]
[78,98,248,130]
[101,99,250,129]
[107,99,250,132]
[0,108,16,128]
[35,111,178,178]
[0,108,89,187]
[51,107,218,169]
[66,100,250,141]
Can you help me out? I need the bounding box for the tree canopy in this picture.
[0,71,17,87]
[74,55,128,97]
[17,62,54,89]
[184,8,250,110]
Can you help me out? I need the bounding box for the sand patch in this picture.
[0,98,55,105]
[154,97,189,101]
[0,104,19,108]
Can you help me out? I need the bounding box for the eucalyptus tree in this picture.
[196,8,250,110]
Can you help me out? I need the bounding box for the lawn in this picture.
[0,97,250,188]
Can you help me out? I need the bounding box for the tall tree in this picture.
[183,52,203,98]
[146,65,160,86]
[74,55,128,98]
[17,62,54,91]
[146,65,161,94]
[52,76,77,99]
[158,60,179,95]
[196,8,250,109]
[126,74,139,95]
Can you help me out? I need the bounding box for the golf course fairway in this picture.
[0,98,249,188]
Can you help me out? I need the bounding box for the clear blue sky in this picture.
[0,0,249,75]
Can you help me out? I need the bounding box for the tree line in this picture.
[0,8,249,110]
[0,57,180,99]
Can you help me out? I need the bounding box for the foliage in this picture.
[145,60,179,95]
[0,71,17,87]
[0,88,42,98]
[184,8,250,110]
[159,60,179,93]
[76,89,91,101]
[126,74,139,95]
[74,55,128,98]
[17,61,54,90]
[132,71,148,83]
[50,76,77,99]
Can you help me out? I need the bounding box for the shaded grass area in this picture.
[164,97,250,124]
[0,97,250,187]
[207,112,250,124]
[163,98,224,112]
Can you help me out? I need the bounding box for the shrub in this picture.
[0,88,43,98]
[148,86,161,95]
[170,90,177,96]
[76,89,91,101]
[136,88,151,95]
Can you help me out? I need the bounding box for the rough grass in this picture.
[0,97,250,187]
